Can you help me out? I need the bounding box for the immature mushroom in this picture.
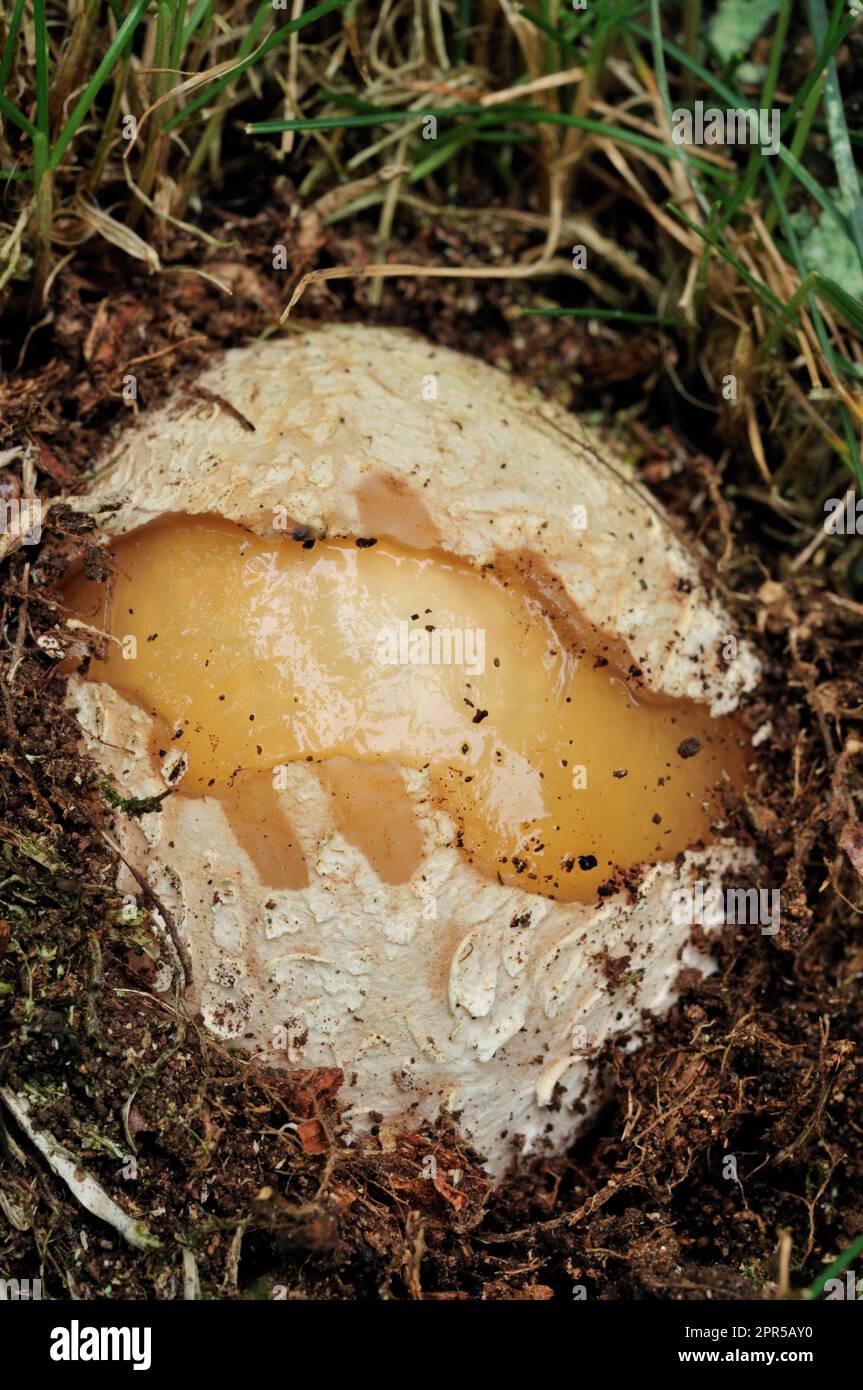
[63,324,758,1177]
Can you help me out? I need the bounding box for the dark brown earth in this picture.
[0,193,861,1300]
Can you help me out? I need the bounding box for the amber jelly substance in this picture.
[65,515,744,903]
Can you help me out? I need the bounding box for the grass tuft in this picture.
[0,0,861,537]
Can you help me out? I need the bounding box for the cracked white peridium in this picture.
[61,324,759,1177]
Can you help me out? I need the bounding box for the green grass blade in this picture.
[759,0,792,113]
[725,12,854,238]
[33,0,49,138]
[248,102,734,178]
[805,1229,863,1300]
[620,21,744,107]
[409,130,472,182]
[782,1,854,130]
[762,161,863,384]
[670,202,793,322]
[838,402,863,491]
[672,1,856,238]
[180,0,214,53]
[0,0,28,96]
[812,120,863,148]
[0,88,36,138]
[522,308,685,326]
[809,272,863,337]
[163,0,349,133]
[648,0,711,219]
[248,103,497,133]
[776,143,854,242]
[167,0,188,68]
[233,0,274,61]
[49,0,153,172]
[520,1,642,51]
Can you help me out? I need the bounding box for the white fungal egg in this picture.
[63,324,759,1176]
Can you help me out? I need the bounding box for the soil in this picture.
[0,184,861,1301]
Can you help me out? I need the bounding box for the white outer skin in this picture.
[66,324,759,1178]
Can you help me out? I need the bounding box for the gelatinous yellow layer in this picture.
[64,515,743,902]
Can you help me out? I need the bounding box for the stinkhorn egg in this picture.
[61,324,759,1176]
